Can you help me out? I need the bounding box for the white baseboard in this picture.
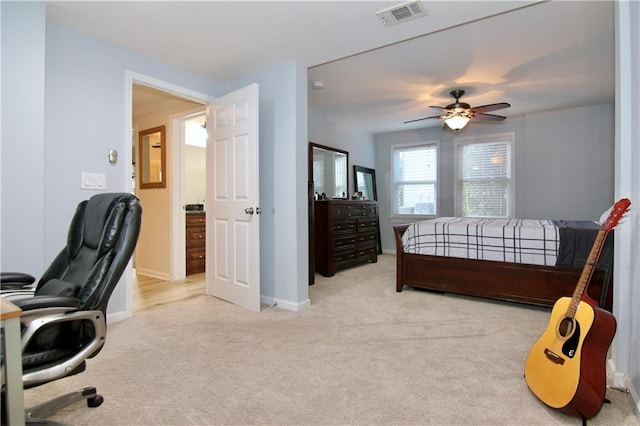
[260,295,311,311]
[632,383,640,419]
[106,309,129,324]
[135,268,169,281]
[607,359,640,420]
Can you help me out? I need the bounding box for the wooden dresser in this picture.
[314,200,378,277]
[186,212,206,275]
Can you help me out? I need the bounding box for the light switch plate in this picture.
[81,173,106,190]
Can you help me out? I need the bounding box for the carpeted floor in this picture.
[23,254,639,425]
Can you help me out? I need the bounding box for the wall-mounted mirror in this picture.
[309,142,348,199]
[139,125,166,189]
[353,165,382,254]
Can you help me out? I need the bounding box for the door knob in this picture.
[244,207,254,215]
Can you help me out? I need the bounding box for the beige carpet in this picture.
[24,255,639,425]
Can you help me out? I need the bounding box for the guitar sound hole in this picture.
[558,317,574,337]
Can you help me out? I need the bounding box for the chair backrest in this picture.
[36,193,142,313]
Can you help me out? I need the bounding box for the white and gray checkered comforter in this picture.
[401,217,561,266]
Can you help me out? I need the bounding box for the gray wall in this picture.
[1,2,46,273]
[375,104,614,252]
[308,110,376,196]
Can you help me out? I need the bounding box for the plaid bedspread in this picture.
[401,217,562,266]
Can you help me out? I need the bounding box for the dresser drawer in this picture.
[332,220,356,234]
[187,247,206,262]
[329,205,344,219]
[333,235,356,250]
[358,219,378,232]
[186,248,206,275]
[344,203,377,218]
[357,231,377,246]
[186,228,206,247]
[333,250,356,265]
[186,214,206,227]
[357,245,377,258]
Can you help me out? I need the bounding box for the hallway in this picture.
[133,272,205,312]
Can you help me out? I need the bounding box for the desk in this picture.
[1,298,25,426]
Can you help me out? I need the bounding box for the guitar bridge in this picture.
[544,348,565,365]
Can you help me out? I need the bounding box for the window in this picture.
[392,143,438,216]
[455,133,514,218]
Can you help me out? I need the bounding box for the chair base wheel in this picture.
[87,395,104,408]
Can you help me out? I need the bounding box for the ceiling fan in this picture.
[404,90,511,130]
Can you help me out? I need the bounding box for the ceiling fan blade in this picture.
[473,112,507,122]
[404,115,441,124]
[470,102,511,114]
[429,105,448,112]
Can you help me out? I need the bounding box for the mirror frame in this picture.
[353,165,382,254]
[308,142,349,285]
[139,125,167,189]
[353,165,378,201]
[309,142,349,199]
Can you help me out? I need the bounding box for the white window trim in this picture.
[390,140,439,220]
[453,132,516,218]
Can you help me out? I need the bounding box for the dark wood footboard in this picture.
[393,225,613,311]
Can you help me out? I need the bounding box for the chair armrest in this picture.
[0,272,36,284]
[13,295,80,313]
[1,272,37,299]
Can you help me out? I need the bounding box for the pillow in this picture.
[38,279,78,297]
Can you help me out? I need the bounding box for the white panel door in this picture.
[206,84,260,311]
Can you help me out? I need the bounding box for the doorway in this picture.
[125,73,261,316]
[131,81,207,312]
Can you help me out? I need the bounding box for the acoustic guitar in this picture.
[524,198,631,420]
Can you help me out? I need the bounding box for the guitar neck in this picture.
[566,228,609,318]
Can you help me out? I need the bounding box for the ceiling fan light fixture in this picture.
[444,115,470,130]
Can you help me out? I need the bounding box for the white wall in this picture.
[1,2,46,274]
[185,145,206,204]
[613,0,640,412]
[230,61,310,310]
[374,104,614,252]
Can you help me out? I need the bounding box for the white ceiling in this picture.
[47,0,615,135]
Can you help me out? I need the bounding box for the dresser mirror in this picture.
[309,143,349,199]
[139,125,166,189]
[308,142,349,285]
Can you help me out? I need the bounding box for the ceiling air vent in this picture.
[376,1,426,27]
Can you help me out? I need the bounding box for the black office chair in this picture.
[1,193,141,424]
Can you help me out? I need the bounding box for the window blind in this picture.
[457,140,512,217]
[393,144,437,215]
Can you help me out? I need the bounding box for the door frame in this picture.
[124,71,213,318]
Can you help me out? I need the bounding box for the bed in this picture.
[394,217,614,311]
